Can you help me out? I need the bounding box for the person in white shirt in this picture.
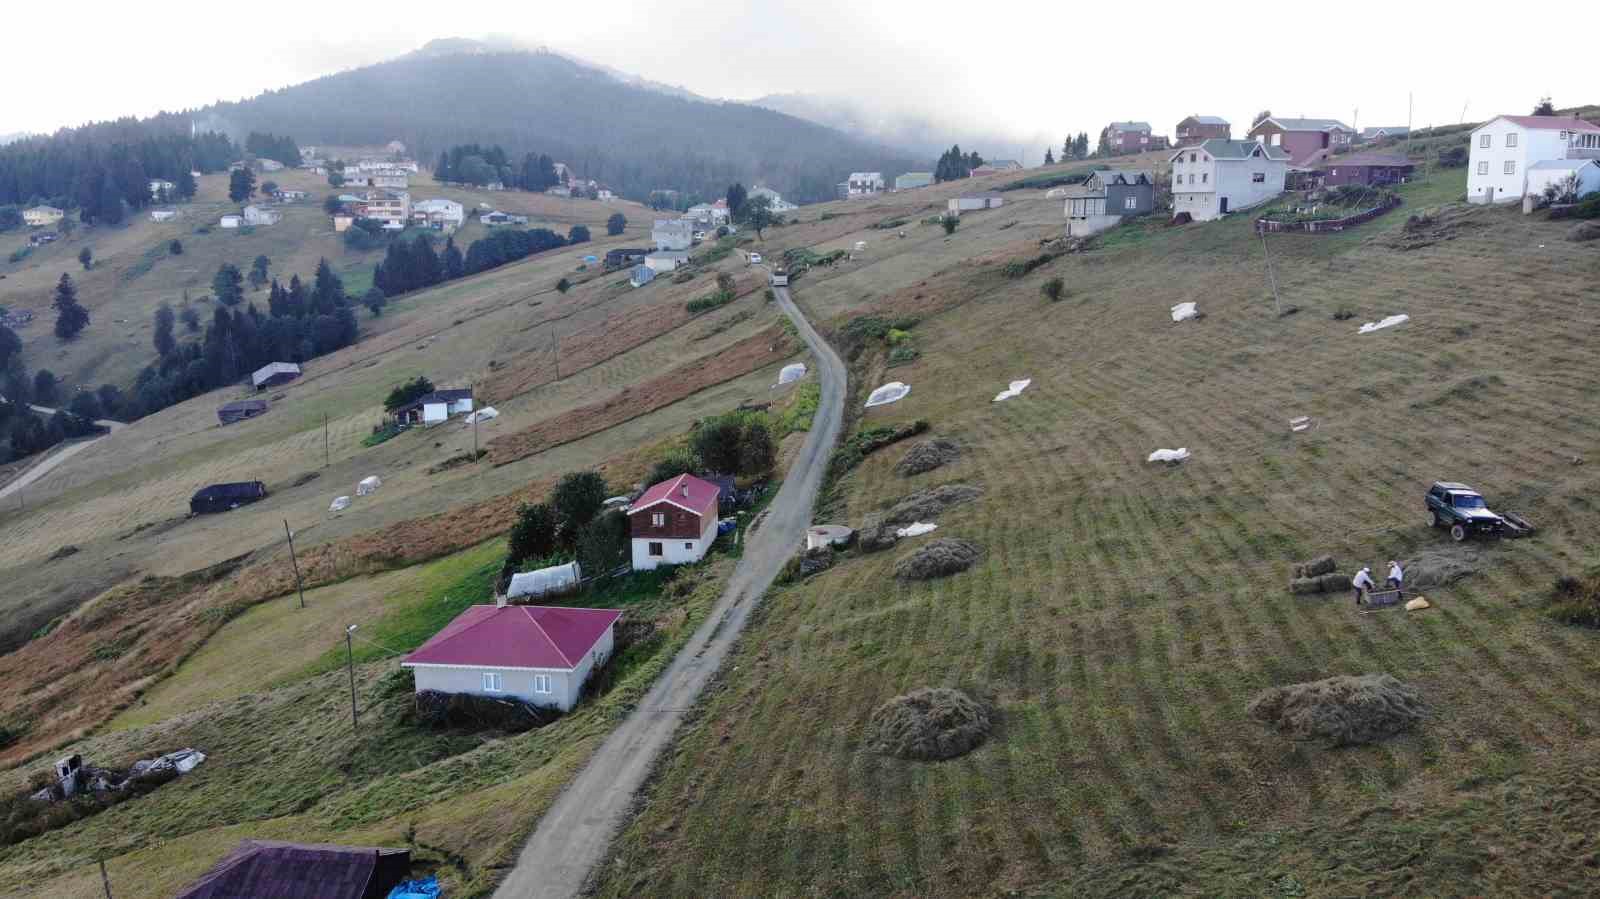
[1352,566,1376,606]
[1386,560,1404,599]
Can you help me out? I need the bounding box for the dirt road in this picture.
[0,406,124,504]
[491,284,845,898]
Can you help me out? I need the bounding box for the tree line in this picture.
[934,146,986,182]
[366,223,591,304]
[244,132,301,167]
[434,143,564,193]
[0,115,235,216]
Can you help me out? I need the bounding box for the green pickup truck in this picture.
[1425,481,1505,542]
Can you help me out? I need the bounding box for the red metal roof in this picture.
[630,473,721,518]
[1497,115,1600,133]
[402,605,623,670]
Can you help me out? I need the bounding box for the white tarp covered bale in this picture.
[329,496,351,513]
[357,476,382,496]
[993,379,1031,402]
[465,406,499,424]
[1359,314,1409,334]
[778,363,807,386]
[865,382,911,408]
[508,560,582,599]
[1148,448,1191,463]
[896,522,938,538]
[1171,302,1198,322]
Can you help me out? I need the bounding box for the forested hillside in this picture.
[201,46,919,203]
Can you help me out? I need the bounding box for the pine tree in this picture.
[249,255,271,290]
[228,167,256,203]
[78,247,93,270]
[212,263,244,306]
[1044,147,1055,165]
[311,258,345,315]
[606,212,626,236]
[153,302,176,356]
[726,183,747,217]
[442,237,464,280]
[53,274,90,340]
[175,169,197,199]
[1063,136,1073,160]
[436,151,452,183]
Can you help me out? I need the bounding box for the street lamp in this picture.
[345,625,359,731]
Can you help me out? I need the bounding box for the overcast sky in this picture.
[10,0,1595,161]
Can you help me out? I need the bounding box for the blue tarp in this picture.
[387,876,440,899]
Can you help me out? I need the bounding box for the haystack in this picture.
[866,687,992,761]
[1247,674,1425,747]
[895,439,961,477]
[1294,555,1337,578]
[894,538,981,580]
[857,513,900,553]
[1289,572,1347,595]
[884,483,983,525]
[1404,550,1478,589]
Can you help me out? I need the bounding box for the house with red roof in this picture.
[1467,114,1600,205]
[401,603,623,711]
[628,473,722,571]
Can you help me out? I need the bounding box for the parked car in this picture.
[748,252,762,265]
[1425,481,1504,541]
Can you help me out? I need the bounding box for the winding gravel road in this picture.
[492,284,846,898]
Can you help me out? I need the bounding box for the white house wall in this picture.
[410,664,575,711]
[630,514,718,571]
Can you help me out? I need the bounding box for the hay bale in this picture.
[894,538,981,580]
[895,439,961,477]
[866,687,992,760]
[1405,596,1431,611]
[857,513,899,553]
[1289,572,1347,595]
[1294,555,1336,578]
[1247,674,1424,747]
[1404,550,1478,589]
[1567,221,1600,242]
[884,483,983,525]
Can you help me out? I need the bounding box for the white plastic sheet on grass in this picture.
[1171,302,1198,322]
[1045,187,1069,199]
[1359,314,1409,334]
[508,560,582,599]
[1148,447,1191,463]
[993,379,1031,402]
[357,475,382,496]
[777,363,807,386]
[329,495,351,512]
[896,522,938,538]
[465,406,499,424]
[864,382,911,408]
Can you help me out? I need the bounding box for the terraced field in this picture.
[594,171,1600,896]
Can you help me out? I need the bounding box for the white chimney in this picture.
[496,593,507,609]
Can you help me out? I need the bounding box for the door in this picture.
[1484,187,1494,204]
[1219,197,1229,214]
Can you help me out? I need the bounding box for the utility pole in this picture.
[323,413,329,467]
[552,325,561,381]
[472,404,479,461]
[99,859,113,899]
[345,624,360,731]
[284,520,306,609]
[1261,231,1283,317]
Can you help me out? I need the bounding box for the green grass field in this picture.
[590,168,1600,896]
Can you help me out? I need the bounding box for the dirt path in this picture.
[0,405,124,504]
[490,283,845,898]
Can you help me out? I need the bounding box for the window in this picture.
[1505,133,1518,148]
[1479,134,1491,148]
[648,541,663,556]
[1270,133,1281,146]
[684,542,694,551]
[651,512,665,527]
[1188,173,1195,184]
[1252,172,1266,183]
[1201,173,1208,184]
[533,674,552,694]
[1477,161,1489,175]
[482,672,503,692]
[1189,153,1197,163]
[1504,160,1516,175]
[1124,196,1137,210]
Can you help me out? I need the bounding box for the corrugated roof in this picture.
[1183,115,1230,126]
[403,605,623,670]
[1094,169,1154,185]
[1110,122,1153,131]
[177,840,408,899]
[632,472,721,517]
[1174,140,1291,162]
[1359,126,1409,139]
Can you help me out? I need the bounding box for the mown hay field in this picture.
[594,169,1600,896]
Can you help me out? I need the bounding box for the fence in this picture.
[1254,196,1402,234]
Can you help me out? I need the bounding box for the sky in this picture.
[9,0,1596,162]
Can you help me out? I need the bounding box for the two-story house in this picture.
[1063,170,1156,236]
[629,473,721,570]
[1106,122,1160,153]
[1169,140,1289,221]
[1175,116,1231,146]
[846,172,884,198]
[1247,117,1356,166]
[358,190,411,227]
[1467,115,1600,205]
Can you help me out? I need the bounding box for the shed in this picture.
[507,560,583,599]
[252,362,301,391]
[190,481,268,515]
[219,214,242,229]
[948,193,1005,213]
[1324,153,1416,187]
[217,399,268,425]
[395,388,474,426]
[176,840,410,899]
[629,264,656,287]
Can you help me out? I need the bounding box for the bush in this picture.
[413,690,557,733]
[1548,570,1600,628]
[383,375,434,412]
[686,289,735,314]
[1549,194,1600,220]
[1437,146,1468,168]
[829,420,930,476]
[646,448,700,486]
[1002,251,1060,279]
[507,503,558,567]
[940,214,959,235]
[1041,277,1065,301]
[168,239,183,255]
[691,410,774,476]
[551,471,609,547]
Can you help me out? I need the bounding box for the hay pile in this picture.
[884,483,983,524]
[866,687,992,760]
[857,513,900,553]
[1404,550,1479,589]
[1568,221,1600,242]
[1247,674,1425,747]
[1294,555,1336,578]
[1290,573,1347,595]
[895,538,981,580]
[895,438,961,477]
